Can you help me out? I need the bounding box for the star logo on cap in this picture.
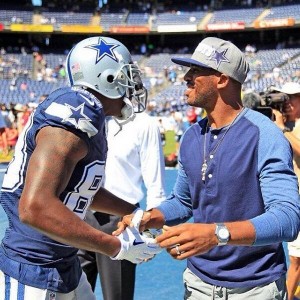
[209,49,230,68]
[85,38,119,64]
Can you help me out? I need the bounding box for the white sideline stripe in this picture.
[0,169,6,172]
[0,270,4,300]
[10,276,18,300]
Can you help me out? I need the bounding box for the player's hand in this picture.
[111,209,162,264]
[155,223,217,260]
[112,208,151,236]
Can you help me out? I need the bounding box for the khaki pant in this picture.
[183,268,287,300]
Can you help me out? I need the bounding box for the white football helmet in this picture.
[66,36,147,121]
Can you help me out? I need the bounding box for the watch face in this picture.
[219,228,229,239]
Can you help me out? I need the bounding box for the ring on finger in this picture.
[175,244,182,255]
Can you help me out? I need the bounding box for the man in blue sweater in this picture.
[117,37,300,299]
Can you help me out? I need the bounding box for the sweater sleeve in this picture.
[250,120,300,246]
[156,159,193,225]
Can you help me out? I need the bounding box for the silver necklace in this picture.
[201,108,244,181]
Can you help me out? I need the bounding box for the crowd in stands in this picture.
[1,1,300,30]
[0,37,299,159]
[0,0,299,159]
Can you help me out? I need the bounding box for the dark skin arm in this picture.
[19,126,135,257]
[90,187,136,216]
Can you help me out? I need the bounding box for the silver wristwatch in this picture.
[215,223,230,246]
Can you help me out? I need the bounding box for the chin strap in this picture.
[120,97,135,120]
[112,96,146,135]
[112,114,136,136]
[112,97,136,135]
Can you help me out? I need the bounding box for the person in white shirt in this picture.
[78,111,166,300]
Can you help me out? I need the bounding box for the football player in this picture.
[0,36,161,300]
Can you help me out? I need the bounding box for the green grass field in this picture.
[163,130,177,156]
[0,150,13,163]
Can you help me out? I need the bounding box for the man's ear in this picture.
[217,73,230,89]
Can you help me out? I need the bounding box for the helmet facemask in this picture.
[115,63,147,116]
[112,63,148,134]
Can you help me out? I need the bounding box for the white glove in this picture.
[111,209,162,264]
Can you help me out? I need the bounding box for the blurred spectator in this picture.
[273,66,281,79]
[9,78,17,91]
[173,111,185,153]
[186,107,198,125]
[168,68,177,83]
[7,104,17,128]
[272,82,300,300]
[0,109,8,156]
[14,104,31,136]
[183,107,203,132]
[20,81,27,91]
[245,43,256,55]
[242,90,262,109]
[140,43,147,55]
[58,65,66,79]
[0,104,12,128]
[164,152,178,167]
[158,118,166,146]
[39,94,49,103]
[5,127,18,150]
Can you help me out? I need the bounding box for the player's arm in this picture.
[90,187,137,216]
[19,126,121,257]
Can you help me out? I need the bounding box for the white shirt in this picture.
[104,112,166,210]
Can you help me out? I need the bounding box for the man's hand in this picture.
[113,208,165,236]
[113,208,152,236]
[155,223,217,260]
[111,209,162,264]
[272,109,286,129]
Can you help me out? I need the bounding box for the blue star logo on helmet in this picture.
[85,38,120,64]
[209,48,230,68]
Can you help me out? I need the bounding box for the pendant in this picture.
[201,161,207,181]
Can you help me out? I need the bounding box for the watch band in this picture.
[215,223,230,246]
